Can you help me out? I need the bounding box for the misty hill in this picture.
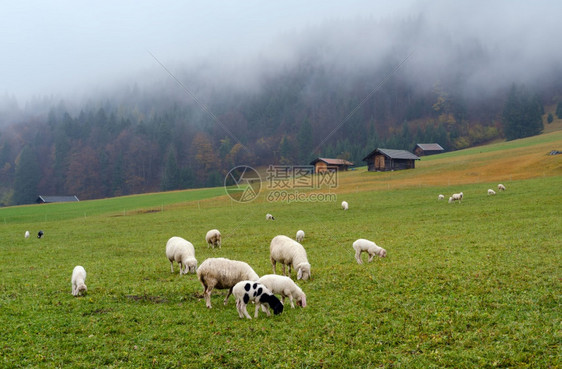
[1,13,561,205]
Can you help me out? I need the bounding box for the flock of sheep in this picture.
[439,183,506,203]
[64,199,387,319]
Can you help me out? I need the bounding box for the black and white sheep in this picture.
[197,257,259,308]
[232,280,284,319]
[205,229,222,248]
[37,230,44,238]
[270,235,311,280]
[266,213,275,220]
[165,236,197,275]
[296,230,305,243]
[258,274,307,308]
[352,239,387,264]
[71,265,87,296]
[498,184,506,191]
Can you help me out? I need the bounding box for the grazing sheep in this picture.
[449,192,463,203]
[270,235,311,281]
[37,230,44,238]
[166,236,197,275]
[232,280,284,319]
[197,257,259,309]
[71,266,87,296]
[258,274,307,308]
[352,239,387,264]
[205,229,222,248]
[296,230,305,243]
[498,184,506,191]
[266,213,275,220]
[341,201,349,210]
[448,196,454,203]
[24,231,30,239]
[438,194,445,200]
[488,189,496,195]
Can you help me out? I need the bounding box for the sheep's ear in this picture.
[297,268,302,280]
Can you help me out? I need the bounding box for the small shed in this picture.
[36,195,80,204]
[413,143,444,156]
[362,148,420,172]
[310,158,354,173]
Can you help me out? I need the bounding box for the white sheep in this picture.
[341,201,349,210]
[197,257,259,309]
[71,265,87,296]
[450,192,463,203]
[232,280,284,319]
[258,274,307,308]
[438,194,445,200]
[488,189,496,195]
[352,239,387,264]
[24,230,30,239]
[165,236,197,275]
[498,184,506,191]
[296,230,305,243]
[270,235,311,281]
[205,229,221,248]
[266,213,275,220]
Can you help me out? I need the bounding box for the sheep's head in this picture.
[77,283,87,294]
[297,263,311,280]
[297,293,307,308]
[378,248,387,258]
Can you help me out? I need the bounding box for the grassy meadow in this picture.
[1,132,561,368]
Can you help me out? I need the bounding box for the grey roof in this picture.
[37,195,80,203]
[310,157,354,166]
[362,148,420,161]
[415,143,444,151]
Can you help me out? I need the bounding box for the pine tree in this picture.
[13,146,41,205]
[502,85,543,141]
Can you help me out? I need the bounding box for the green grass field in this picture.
[1,133,561,368]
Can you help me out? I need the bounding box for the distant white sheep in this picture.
[258,274,307,308]
[197,257,259,308]
[166,236,197,275]
[205,229,222,248]
[270,235,311,280]
[24,230,30,239]
[341,201,349,210]
[488,189,496,195]
[71,265,87,296]
[232,280,284,319]
[498,184,506,191]
[266,213,275,220]
[438,194,445,200]
[352,239,387,264]
[296,230,305,243]
[449,192,463,203]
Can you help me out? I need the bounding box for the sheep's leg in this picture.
[271,258,277,274]
[254,303,261,318]
[242,304,252,319]
[368,253,375,263]
[236,299,245,318]
[287,264,292,276]
[224,287,233,305]
[204,286,213,308]
[263,304,271,317]
[72,284,76,296]
[281,264,287,276]
[355,250,363,264]
[288,295,295,309]
[170,261,174,273]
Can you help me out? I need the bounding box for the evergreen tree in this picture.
[502,85,543,141]
[161,145,180,191]
[556,102,562,119]
[297,119,313,164]
[13,146,41,205]
[547,113,553,124]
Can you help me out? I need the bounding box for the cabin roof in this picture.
[415,143,444,151]
[310,157,354,166]
[36,195,80,203]
[362,148,420,161]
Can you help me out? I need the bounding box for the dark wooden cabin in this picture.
[413,143,444,156]
[310,158,354,173]
[362,148,420,172]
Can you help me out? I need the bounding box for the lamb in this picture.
[449,192,463,203]
[352,239,387,264]
[270,235,311,280]
[197,257,259,308]
[488,189,496,195]
[258,274,307,308]
[438,194,445,200]
[232,280,284,319]
[37,230,44,238]
[296,230,305,243]
[71,265,87,296]
[266,213,275,220]
[24,230,30,239]
[165,236,197,275]
[205,229,222,248]
[341,201,349,210]
[498,184,506,191]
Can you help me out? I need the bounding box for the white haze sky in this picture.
[1,0,561,102]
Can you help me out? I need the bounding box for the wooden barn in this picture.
[362,148,420,172]
[413,143,444,156]
[36,195,80,204]
[310,158,354,173]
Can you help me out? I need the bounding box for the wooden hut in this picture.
[36,195,80,204]
[310,158,354,173]
[413,143,444,156]
[362,148,420,172]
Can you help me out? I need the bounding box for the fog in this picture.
[2,0,561,106]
